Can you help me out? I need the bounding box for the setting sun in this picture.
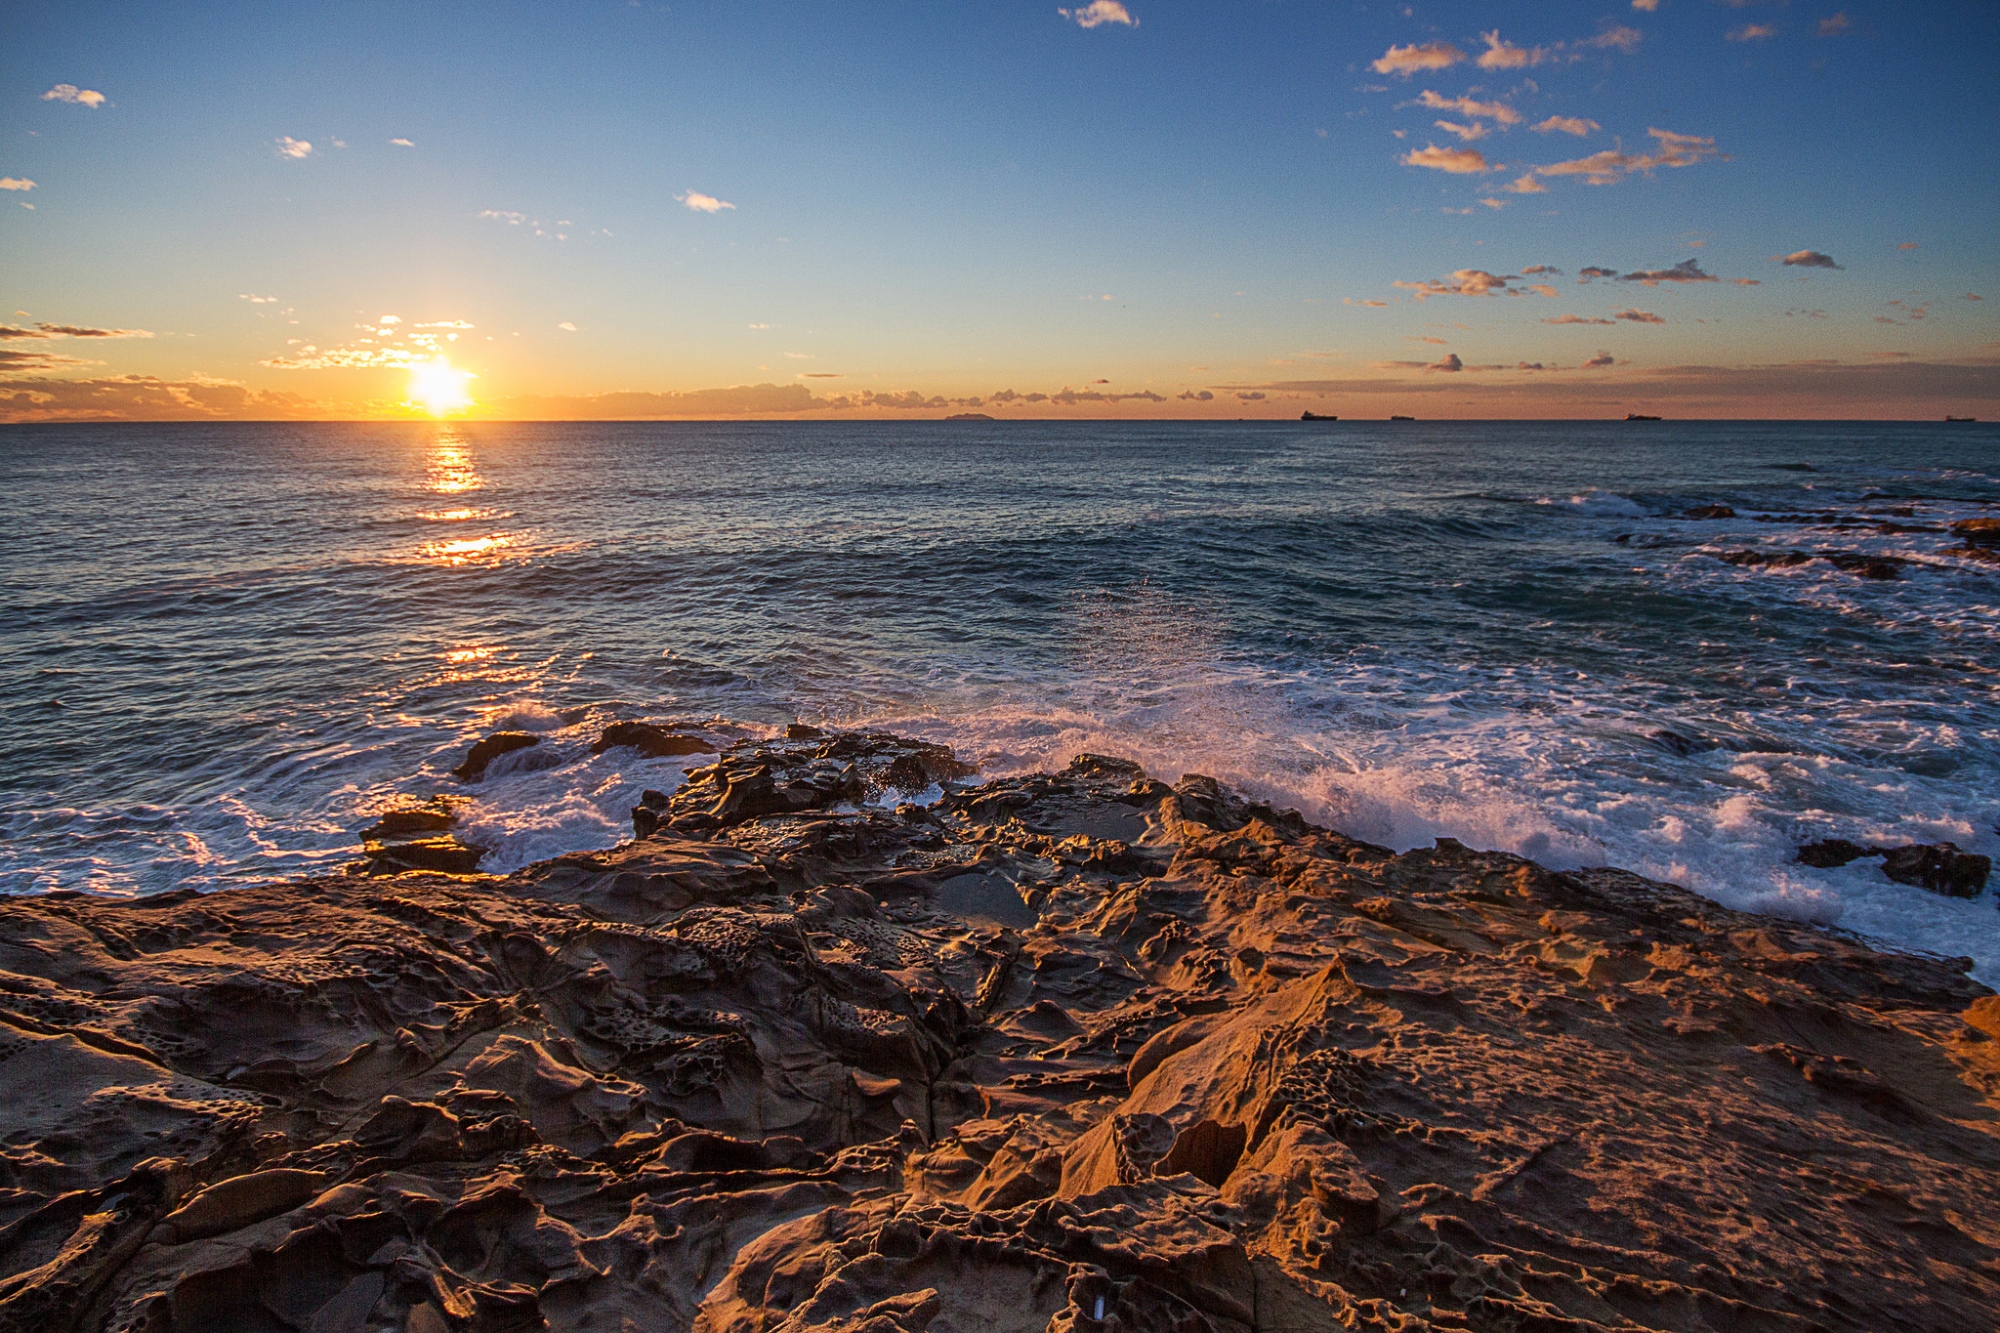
[407,359,475,416]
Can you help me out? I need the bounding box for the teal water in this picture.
[2,420,1995,973]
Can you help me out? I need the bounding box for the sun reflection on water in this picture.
[425,428,482,496]
[422,534,513,564]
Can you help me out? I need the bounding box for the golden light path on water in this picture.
[419,427,514,565]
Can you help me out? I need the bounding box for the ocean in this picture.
[2,419,1996,978]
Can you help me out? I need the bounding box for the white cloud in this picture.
[479,210,527,225]
[1418,90,1522,126]
[0,178,34,192]
[275,136,314,159]
[1476,31,1545,69]
[1585,25,1644,53]
[1401,144,1492,173]
[678,190,735,213]
[1392,269,1556,299]
[1372,42,1466,76]
[1537,128,1718,185]
[1435,119,1488,141]
[390,138,414,147]
[1059,1,1136,28]
[557,321,578,332]
[1532,116,1599,136]
[1505,173,1547,193]
[238,294,278,303]
[416,320,474,328]
[748,322,771,329]
[42,84,106,108]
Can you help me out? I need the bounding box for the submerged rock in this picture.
[451,730,541,780]
[1,731,1995,1332]
[593,720,719,758]
[1683,503,1736,519]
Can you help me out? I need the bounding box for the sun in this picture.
[407,359,475,416]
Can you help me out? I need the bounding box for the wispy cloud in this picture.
[0,321,153,340]
[1343,298,1389,308]
[1632,0,1658,10]
[1433,119,1488,141]
[557,321,578,332]
[1778,249,1842,269]
[1583,351,1617,368]
[1401,144,1491,173]
[678,190,735,213]
[1616,308,1666,323]
[1584,25,1644,53]
[1505,173,1547,194]
[0,348,95,371]
[1417,90,1522,127]
[1372,42,1466,76]
[275,136,314,159]
[389,137,414,147]
[1728,24,1778,41]
[1819,12,1850,35]
[1536,128,1718,185]
[42,84,106,108]
[1059,1,1136,28]
[0,178,34,192]
[1897,242,1919,251]
[1544,314,1614,325]
[1532,115,1599,136]
[239,293,278,303]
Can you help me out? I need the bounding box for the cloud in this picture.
[1728,24,1778,41]
[1583,351,1617,368]
[1392,269,1558,300]
[478,210,527,225]
[557,321,578,332]
[42,84,106,108]
[1430,353,1465,373]
[678,191,735,213]
[1417,91,1522,126]
[1521,265,1561,275]
[1632,0,1658,9]
[390,138,414,147]
[1819,12,1850,35]
[0,348,93,372]
[1476,31,1544,68]
[1480,197,1506,209]
[1620,259,1718,285]
[1059,1,1136,28]
[1616,308,1666,323]
[0,321,153,340]
[263,346,427,370]
[1236,391,1266,401]
[1584,25,1643,53]
[1178,389,1215,401]
[1372,42,1466,76]
[748,322,771,328]
[1434,120,1488,141]
[1343,298,1389,308]
[0,375,319,421]
[1969,293,1985,302]
[1579,266,1618,280]
[1532,116,1599,136]
[275,136,314,159]
[1505,173,1547,193]
[0,178,34,192]
[1412,336,1450,345]
[1778,249,1842,269]
[1544,314,1614,325]
[415,320,474,329]
[1537,128,1719,185]
[239,293,278,303]
[1401,144,1491,173]
[1897,242,1919,250]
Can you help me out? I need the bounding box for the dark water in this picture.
[2,420,1996,973]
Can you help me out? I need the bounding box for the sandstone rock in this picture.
[451,730,540,780]
[361,833,485,875]
[1,731,1995,1333]
[1951,517,2000,546]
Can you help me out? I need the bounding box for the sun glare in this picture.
[408,359,475,416]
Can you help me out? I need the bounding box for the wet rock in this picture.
[1952,517,2000,547]
[451,731,540,781]
[360,796,459,841]
[1798,838,1880,868]
[1881,842,1992,898]
[1823,551,1903,580]
[1721,549,1814,570]
[1652,729,1720,757]
[361,833,486,875]
[592,721,718,759]
[1683,504,1736,519]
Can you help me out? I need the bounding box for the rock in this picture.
[786,722,828,739]
[1951,517,2000,547]
[451,731,540,780]
[1881,842,1992,898]
[1798,838,1880,868]
[359,796,459,841]
[1684,504,1737,519]
[1720,550,1813,569]
[593,721,718,759]
[1823,551,1903,580]
[1652,729,1720,757]
[3,730,1996,1333]
[361,833,485,875]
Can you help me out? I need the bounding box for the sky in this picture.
[2,0,1996,420]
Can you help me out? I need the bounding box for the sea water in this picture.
[2,420,1995,978]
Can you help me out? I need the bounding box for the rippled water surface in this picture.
[2,420,1996,974]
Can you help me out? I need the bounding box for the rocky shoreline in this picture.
[2,730,1996,1332]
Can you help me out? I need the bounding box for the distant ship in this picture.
[1946,415,1977,423]
[1300,411,1338,421]
[1626,413,1663,421]
[1389,414,1415,421]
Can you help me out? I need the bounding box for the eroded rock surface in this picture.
[1,733,1996,1333]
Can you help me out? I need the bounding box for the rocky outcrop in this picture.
[1,732,1995,1332]
[451,731,541,781]
[1796,838,1992,898]
[592,722,720,759]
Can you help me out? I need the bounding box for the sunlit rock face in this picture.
[1,731,1995,1332]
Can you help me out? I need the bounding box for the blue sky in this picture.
[2,0,1995,417]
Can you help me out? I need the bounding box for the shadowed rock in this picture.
[0,730,1994,1332]
[451,730,540,780]
[593,721,719,759]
